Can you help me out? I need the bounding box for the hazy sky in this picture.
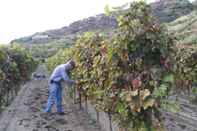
[0,0,195,44]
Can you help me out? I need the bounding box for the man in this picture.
[45,59,76,115]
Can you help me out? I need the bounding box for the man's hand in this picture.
[74,80,80,85]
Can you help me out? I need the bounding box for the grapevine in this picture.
[47,1,196,130]
[0,44,38,111]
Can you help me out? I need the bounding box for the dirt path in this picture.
[0,65,102,131]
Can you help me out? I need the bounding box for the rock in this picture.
[32,129,39,131]
[44,125,59,131]
[55,118,68,125]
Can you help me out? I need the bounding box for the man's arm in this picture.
[60,66,75,86]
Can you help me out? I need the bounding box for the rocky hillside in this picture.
[11,0,194,45]
[11,14,117,44]
[192,0,197,6]
[151,0,193,22]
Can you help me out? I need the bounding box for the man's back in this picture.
[49,63,74,85]
[50,64,66,82]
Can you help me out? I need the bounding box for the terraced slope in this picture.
[168,10,197,45]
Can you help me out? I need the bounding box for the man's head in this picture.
[66,59,76,70]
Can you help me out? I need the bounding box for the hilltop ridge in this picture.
[11,0,194,45]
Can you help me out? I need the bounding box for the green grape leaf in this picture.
[163,73,174,83]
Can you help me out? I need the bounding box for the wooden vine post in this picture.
[96,110,100,123]
[85,94,88,112]
[108,112,113,131]
[78,87,82,110]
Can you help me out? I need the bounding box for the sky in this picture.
[0,0,195,44]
